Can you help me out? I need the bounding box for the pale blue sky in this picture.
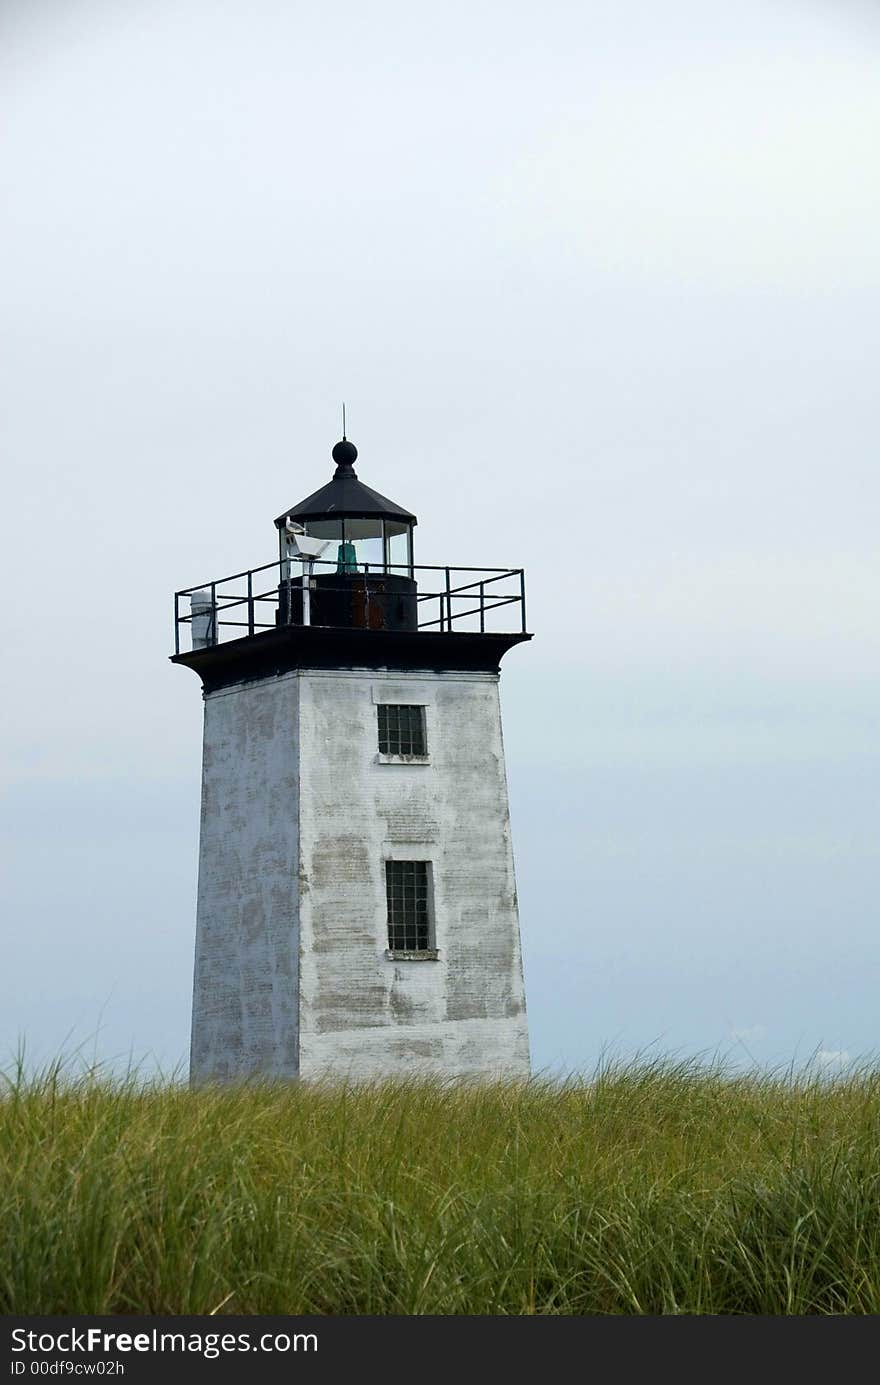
[1,0,878,1075]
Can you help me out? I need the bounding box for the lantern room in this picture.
[274,436,418,632]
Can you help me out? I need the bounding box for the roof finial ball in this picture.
[331,436,358,475]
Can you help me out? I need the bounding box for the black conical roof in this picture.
[274,437,417,527]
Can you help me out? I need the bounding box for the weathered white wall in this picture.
[190,677,300,1082]
[297,670,529,1079]
[191,666,530,1082]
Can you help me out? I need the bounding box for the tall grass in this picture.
[2,1057,880,1314]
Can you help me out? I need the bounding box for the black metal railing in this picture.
[173,558,527,655]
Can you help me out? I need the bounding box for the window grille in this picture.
[378,704,427,756]
[385,860,431,952]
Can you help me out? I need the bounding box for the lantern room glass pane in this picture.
[302,519,342,572]
[385,521,412,575]
[342,518,384,571]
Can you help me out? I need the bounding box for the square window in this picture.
[378,704,427,756]
[385,860,432,952]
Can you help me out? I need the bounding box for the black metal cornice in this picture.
[171,626,533,694]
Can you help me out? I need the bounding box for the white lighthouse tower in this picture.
[173,433,531,1082]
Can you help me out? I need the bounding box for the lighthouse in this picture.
[172,433,531,1081]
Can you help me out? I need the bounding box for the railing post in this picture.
[247,570,254,636]
[519,569,526,632]
[174,592,179,655]
[210,581,217,645]
[445,567,452,632]
[479,581,485,633]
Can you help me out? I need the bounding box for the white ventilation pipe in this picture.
[190,590,215,649]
